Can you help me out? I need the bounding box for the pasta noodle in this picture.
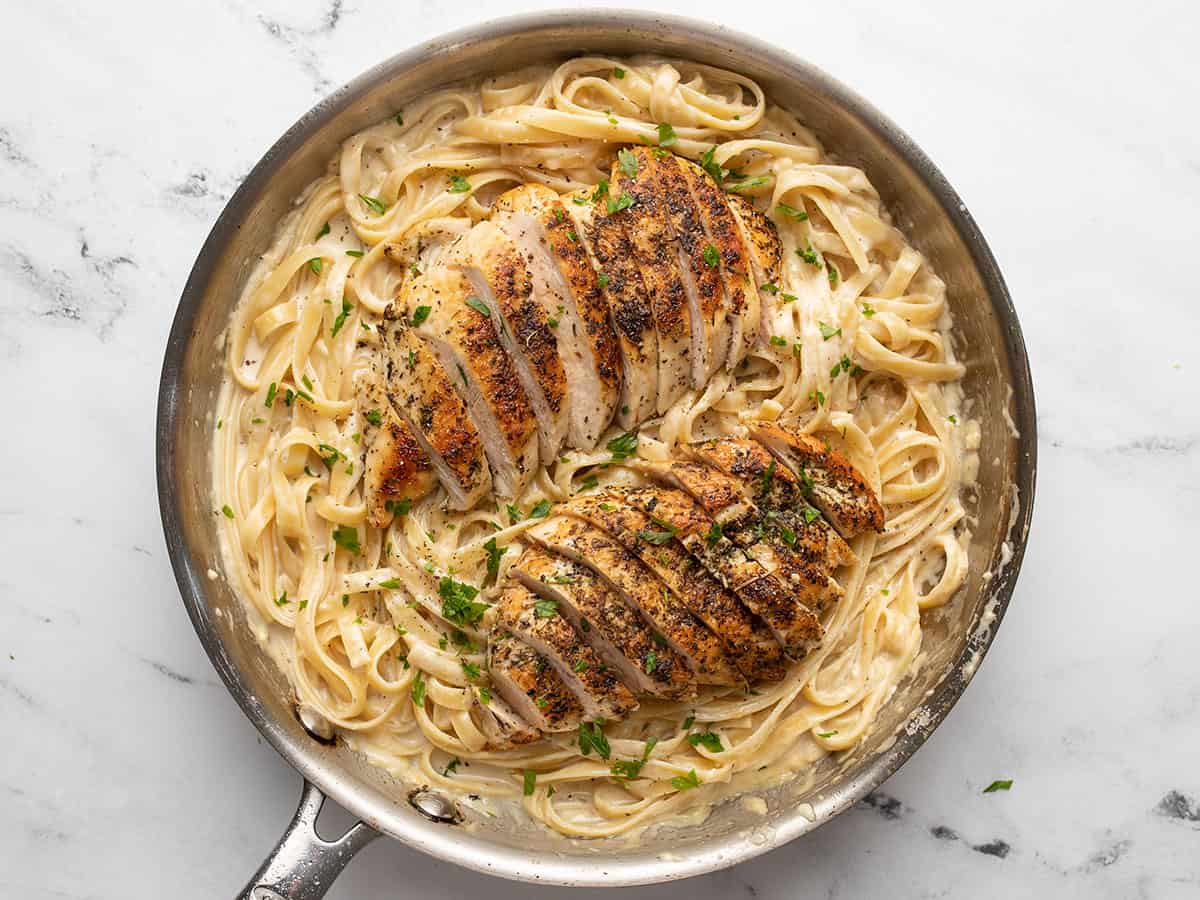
[213,56,975,837]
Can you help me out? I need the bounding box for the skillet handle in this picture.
[237,779,379,900]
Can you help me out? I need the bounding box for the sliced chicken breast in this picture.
[622,486,824,659]
[676,156,759,369]
[492,185,621,448]
[355,355,436,527]
[561,494,787,683]
[525,516,741,685]
[610,147,694,412]
[726,194,782,348]
[407,269,539,498]
[450,221,568,461]
[686,438,855,570]
[563,186,658,427]
[750,423,886,536]
[495,583,637,721]
[512,549,695,700]
[644,150,731,382]
[379,306,491,509]
[488,635,583,733]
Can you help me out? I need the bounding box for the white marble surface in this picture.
[2,0,1198,897]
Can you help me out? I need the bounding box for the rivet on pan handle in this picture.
[237,779,379,900]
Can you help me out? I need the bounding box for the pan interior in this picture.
[158,12,1033,886]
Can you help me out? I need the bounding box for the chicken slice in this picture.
[525,516,741,685]
[488,635,583,733]
[492,185,621,448]
[726,194,782,349]
[750,423,886,536]
[560,494,787,683]
[495,583,638,721]
[645,150,731,382]
[563,187,657,427]
[477,681,546,750]
[676,156,759,368]
[449,221,568,461]
[407,268,539,498]
[610,147,693,412]
[379,306,491,509]
[355,354,436,527]
[622,486,823,659]
[512,549,695,700]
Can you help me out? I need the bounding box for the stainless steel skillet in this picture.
[156,11,1036,897]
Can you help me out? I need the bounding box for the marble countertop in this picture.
[2,1,1197,897]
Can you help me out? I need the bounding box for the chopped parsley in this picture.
[827,265,840,287]
[331,297,352,337]
[705,521,723,547]
[769,335,787,347]
[395,112,404,126]
[578,721,611,760]
[775,202,808,221]
[573,658,588,673]
[410,305,431,327]
[797,245,821,266]
[345,249,364,258]
[274,590,289,606]
[819,322,842,340]
[447,174,472,194]
[613,66,626,79]
[443,758,460,776]
[760,282,779,295]
[597,272,610,289]
[439,576,487,626]
[699,145,725,184]
[316,222,330,238]
[671,769,701,791]
[637,528,675,546]
[478,687,491,704]
[529,499,552,519]
[378,578,401,589]
[566,229,578,242]
[506,503,522,525]
[580,475,599,491]
[332,524,360,554]
[780,526,796,547]
[606,192,634,213]
[983,779,1013,794]
[948,414,958,424]
[726,176,769,192]
[657,122,677,147]
[607,430,639,461]
[460,659,480,679]
[484,537,506,585]
[523,770,537,796]
[682,714,696,731]
[534,598,558,618]
[686,731,724,753]
[643,650,658,673]
[617,148,639,179]
[817,730,839,738]
[265,382,278,407]
[411,669,426,705]
[358,194,387,215]
[611,736,658,780]
[702,244,720,268]
[761,460,776,495]
[862,303,877,317]
[364,408,383,426]
[307,257,323,275]
[809,389,825,407]
[803,505,821,525]
[464,295,491,317]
